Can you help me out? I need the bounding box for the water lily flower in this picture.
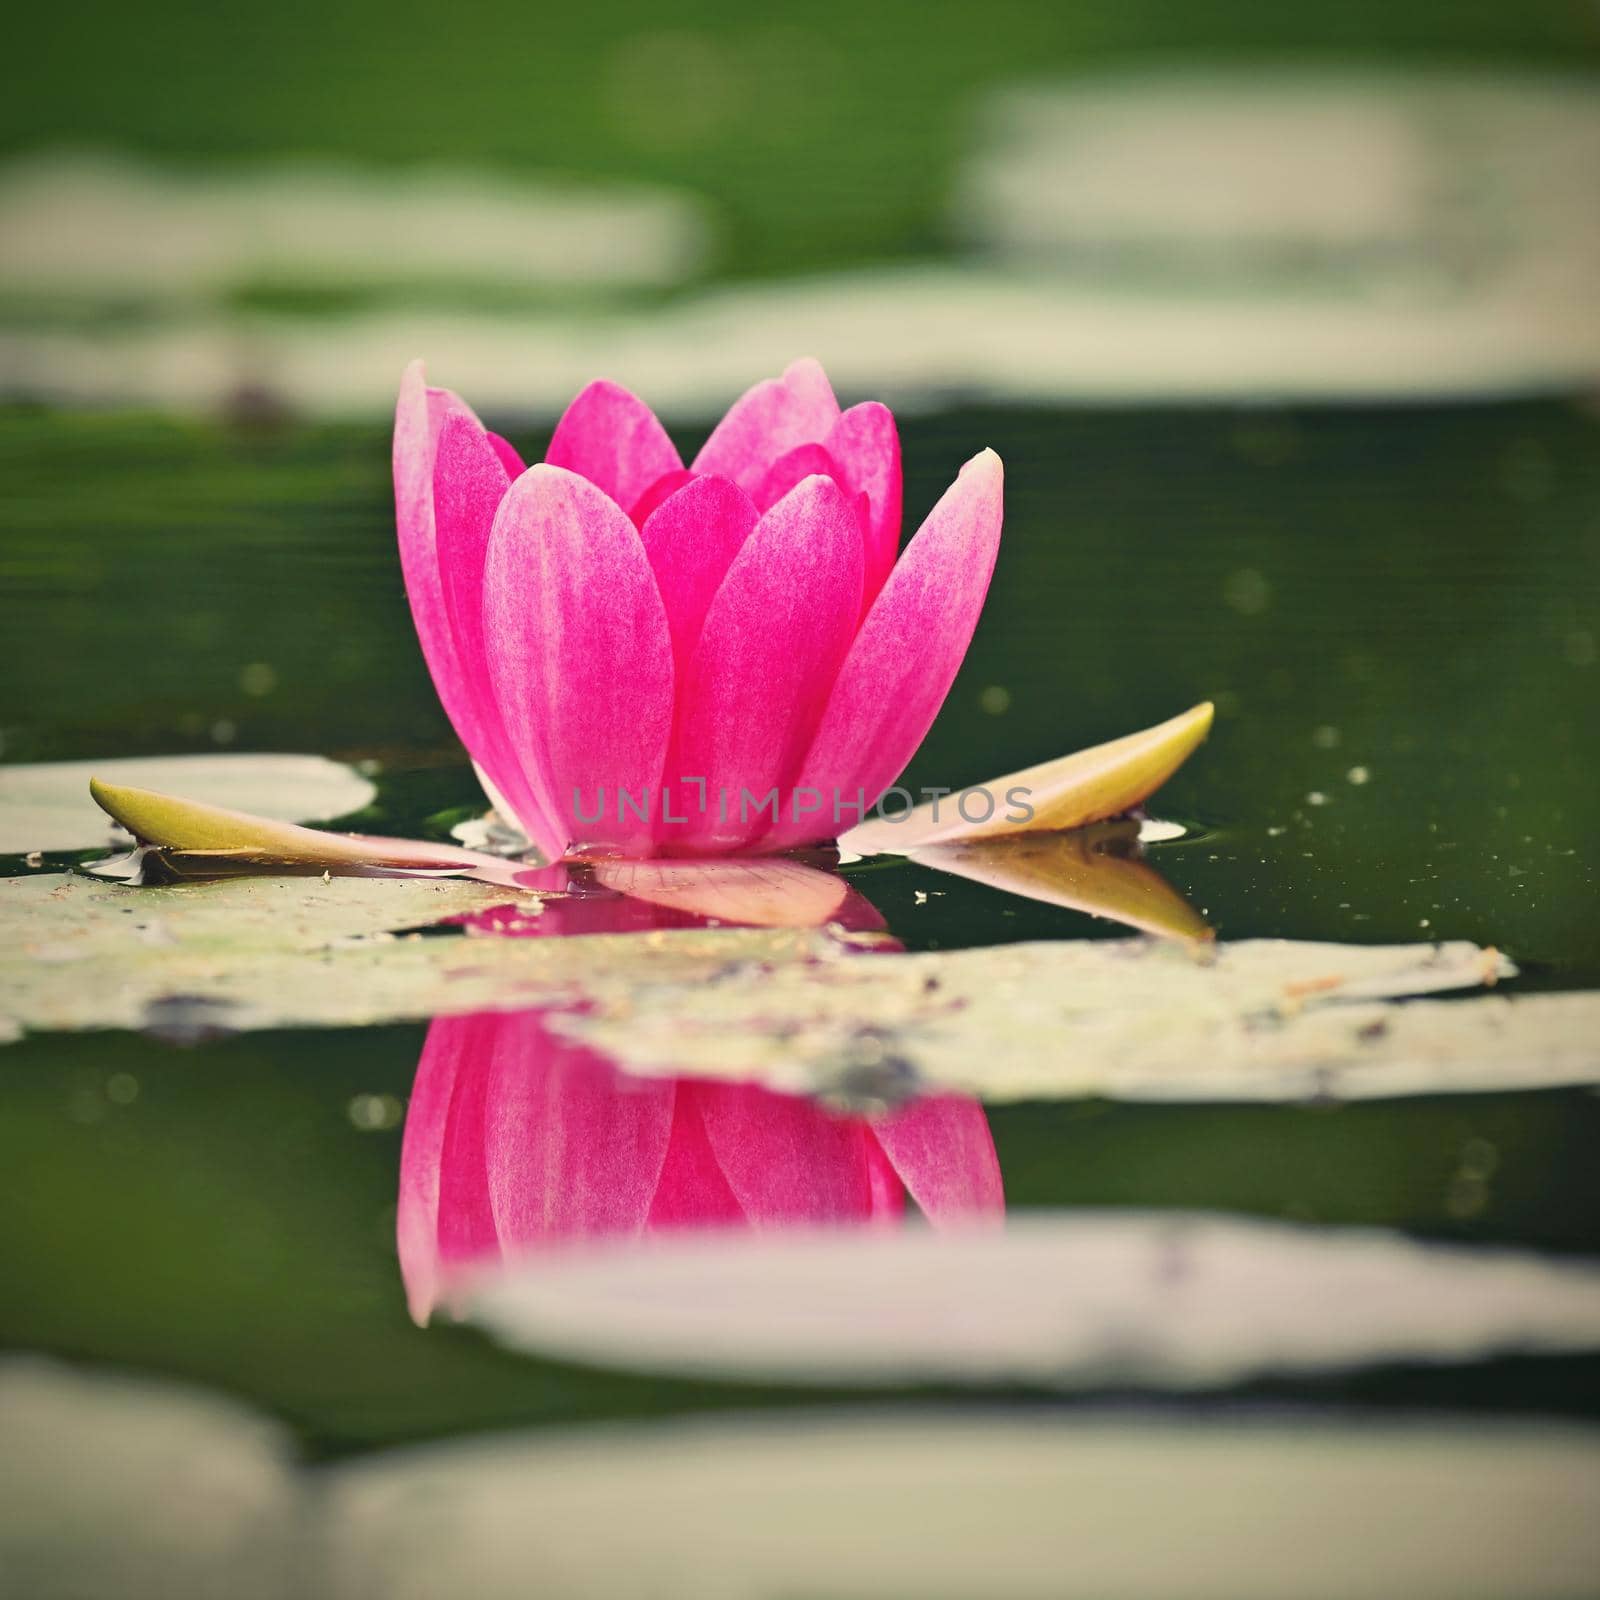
[399,1009,1004,1323]
[395,358,1003,862]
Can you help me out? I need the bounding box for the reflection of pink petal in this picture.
[484,1012,677,1249]
[669,475,863,852]
[544,379,682,513]
[692,1081,879,1225]
[399,1013,497,1323]
[691,357,840,494]
[647,1088,748,1228]
[590,858,849,928]
[869,1095,1005,1225]
[864,1132,908,1220]
[484,465,675,857]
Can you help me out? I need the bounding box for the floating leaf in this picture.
[467,1211,1600,1389]
[911,821,1211,940]
[0,873,817,1040]
[88,779,543,889]
[0,753,375,854]
[842,701,1214,854]
[558,937,1600,1105]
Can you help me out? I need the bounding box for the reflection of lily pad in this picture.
[467,1211,1600,1389]
[0,754,375,853]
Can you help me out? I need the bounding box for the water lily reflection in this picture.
[398,1009,1003,1323]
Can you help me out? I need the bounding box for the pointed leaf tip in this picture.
[842,700,1215,855]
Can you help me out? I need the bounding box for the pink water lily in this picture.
[399,1010,1004,1323]
[395,357,1003,862]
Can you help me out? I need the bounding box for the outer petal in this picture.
[638,474,759,676]
[774,449,1003,847]
[394,364,562,855]
[484,464,676,856]
[868,1095,1005,1226]
[433,415,562,855]
[393,362,479,749]
[397,1012,500,1324]
[485,1011,678,1248]
[545,379,683,512]
[826,401,902,603]
[664,475,863,852]
[690,1082,878,1224]
[691,357,840,493]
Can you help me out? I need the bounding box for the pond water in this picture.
[2,395,1597,1470]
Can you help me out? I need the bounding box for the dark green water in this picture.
[2,397,1597,1453]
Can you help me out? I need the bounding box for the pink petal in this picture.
[484,464,676,856]
[749,442,846,514]
[691,357,841,493]
[487,431,526,479]
[690,1082,877,1224]
[629,467,697,529]
[774,449,1003,847]
[484,1011,678,1248]
[394,364,562,855]
[664,475,863,852]
[393,363,478,753]
[397,1012,500,1323]
[868,1095,1005,1225]
[545,379,682,513]
[647,1090,748,1229]
[637,474,759,677]
[826,401,902,603]
[433,414,563,856]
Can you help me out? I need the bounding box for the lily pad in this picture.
[0,873,814,1039]
[561,936,1600,1103]
[9,1358,1600,1600]
[467,1211,1600,1390]
[0,754,375,854]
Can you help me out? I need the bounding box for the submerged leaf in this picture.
[88,779,543,890]
[842,701,1214,854]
